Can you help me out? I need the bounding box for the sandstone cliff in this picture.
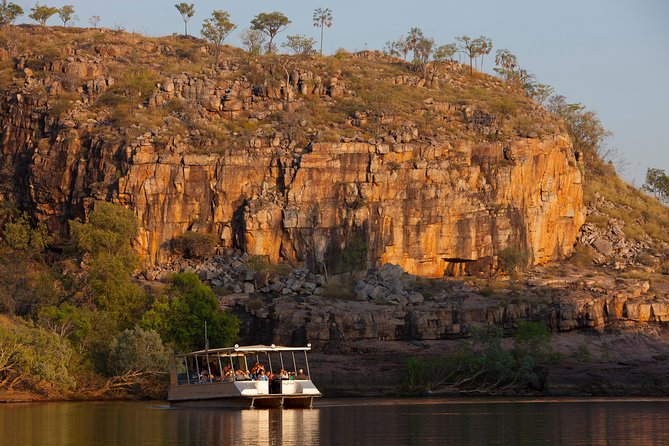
[0,27,585,276]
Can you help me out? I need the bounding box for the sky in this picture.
[13,0,669,184]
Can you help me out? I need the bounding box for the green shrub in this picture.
[498,246,529,274]
[141,272,240,352]
[573,344,592,362]
[405,323,549,393]
[173,232,216,259]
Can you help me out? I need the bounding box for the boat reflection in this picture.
[169,408,320,445]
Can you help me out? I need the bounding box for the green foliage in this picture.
[141,272,240,352]
[58,5,75,26]
[282,34,317,56]
[240,28,266,57]
[88,252,146,326]
[405,322,553,393]
[172,231,216,259]
[250,11,291,53]
[0,320,75,392]
[643,168,669,204]
[88,15,100,28]
[0,0,23,25]
[498,246,529,274]
[547,95,610,156]
[312,7,333,55]
[513,321,552,364]
[174,3,194,35]
[573,344,592,362]
[2,212,52,255]
[37,303,92,343]
[201,10,236,60]
[433,43,457,61]
[342,232,368,272]
[29,3,59,26]
[70,202,138,256]
[456,35,493,72]
[107,326,168,376]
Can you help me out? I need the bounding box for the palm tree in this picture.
[312,8,333,55]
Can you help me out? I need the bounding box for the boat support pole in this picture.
[279,352,284,371]
[195,355,201,380]
[304,351,311,379]
[291,351,297,373]
[185,357,190,384]
[267,352,273,374]
[229,353,236,376]
[217,353,223,379]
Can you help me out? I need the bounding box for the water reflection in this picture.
[168,407,319,445]
[1,398,669,445]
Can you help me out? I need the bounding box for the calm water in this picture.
[1,397,669,445]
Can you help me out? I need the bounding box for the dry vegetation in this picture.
[0,25,561,154]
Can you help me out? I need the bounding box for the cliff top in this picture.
[0,25,561,153]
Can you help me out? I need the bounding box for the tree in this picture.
[406,27,424,61]
[174,3,194,36]
[474,36,493,71]
[89,15,100,28]
[201,10,236,61]
[0,322,75,392]
[107,326,168,380]
[312,7,332,56]
[456,35,492,73]
[282,34,316,56]
[2,212,52,256]
[70,202,138,256]
[88,252,147,326]
[494,48,519,80]
[58,5,76,27]
[433,43,457,62]
[643,168,669,203]
[414,36,435,78]
[0,0,23,26]
[546,95,611,155]
[172,231,216,259]
[29,3,59,26]
[240,28,266,58]
[250,11,291,54]
[142,272,240,352]
[69,203,145,327]
[385,37,410,61]
[342,232,367,273]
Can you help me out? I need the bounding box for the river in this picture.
[1,397,669,445]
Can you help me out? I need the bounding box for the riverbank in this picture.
[310,326,669,397]
[3,326,668,403]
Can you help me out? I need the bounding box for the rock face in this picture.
[0,30,585,277]
[0,98,585,276]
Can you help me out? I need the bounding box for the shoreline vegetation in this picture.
[0,6,668,403]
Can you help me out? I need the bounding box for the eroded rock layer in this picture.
[0,92,584,276]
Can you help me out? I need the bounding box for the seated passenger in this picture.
[289,371,296,380]
[280,369,289,380]
[296,369,308,380]
[258,370,269,381]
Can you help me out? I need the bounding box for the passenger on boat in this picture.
[221,363,234,380]
[257,370,269,381]
[296,369,308,380]
[289,371,296,380]
[234,369,250,381]
[280,369,289,380]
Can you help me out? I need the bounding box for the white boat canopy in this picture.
[176,344,312,358]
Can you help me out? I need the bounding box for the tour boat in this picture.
[168,344,322,409]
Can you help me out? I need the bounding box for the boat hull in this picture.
[168,380,320,409]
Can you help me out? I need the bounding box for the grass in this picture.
[585,157,669,247]
[0,25,563,158]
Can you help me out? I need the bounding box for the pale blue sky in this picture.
[14,0,669,184]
